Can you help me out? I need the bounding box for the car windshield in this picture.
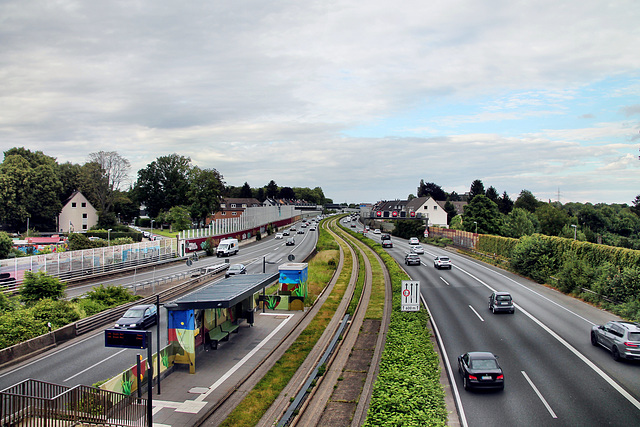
[470,359,498,370]
[123,308,145,317]
[230,265,242,270]
[439,257,449,261]
[496,295,511,301]
[629,332,640,341]
[218,243,229,250]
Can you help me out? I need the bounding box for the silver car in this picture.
[591,321,640,361]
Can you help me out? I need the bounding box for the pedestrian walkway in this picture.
[150,310,303,426]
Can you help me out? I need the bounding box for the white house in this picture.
[406,196,449,227]
[58,191,99,232]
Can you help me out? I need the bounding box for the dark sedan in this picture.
[114,304,158,329]
[458,351,504,390]
[225,263,247,278]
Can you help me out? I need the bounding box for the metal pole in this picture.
[136,355,142,401]
[147,331,153,427]
[156,295,161,395]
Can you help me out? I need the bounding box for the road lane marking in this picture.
[455,265,640,412]
[420,293,468,427]
[194,313,294,402]
[64,349,127,382]
[468,305,485,322]
[440,277,450,286]
[521,371,557,418]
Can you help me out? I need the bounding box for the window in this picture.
[81,202,86,207]
[433,206,438,210]
[222,212,226,216]
[231,204,237,208]
[232,212,237,216]
[72,202,76,208]
[82,213,87,219]
[82,224,87,230]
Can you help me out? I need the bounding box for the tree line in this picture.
[0,147,330,236]
[416,179,640,250]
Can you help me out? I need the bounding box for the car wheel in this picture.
[591,332,598,346]
[612,346,621,361]
[463,376,469,390]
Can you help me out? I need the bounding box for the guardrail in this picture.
[74,262,228,336]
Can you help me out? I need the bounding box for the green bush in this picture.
[30,299,81,329]
[555,253,596,294]
[0,310,48,349]
[75,298,109,317]
[20,271,66,305]
[84,284,140,308]
[510,234,560,283]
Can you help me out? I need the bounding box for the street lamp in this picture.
[108,228,112,246]
[571,224,577,240]
[150,220,155,240]
[473,221,478,234]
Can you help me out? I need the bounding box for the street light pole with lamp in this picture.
[150,220,155,240]
[108,228,112,246]
[473,221,478,234]
[571,224,577,240]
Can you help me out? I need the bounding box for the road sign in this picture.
[401,280,420,311]
[105,329,149,349]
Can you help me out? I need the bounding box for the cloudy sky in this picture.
[1,0,639,205]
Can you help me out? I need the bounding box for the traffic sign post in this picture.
[401,280,420,311]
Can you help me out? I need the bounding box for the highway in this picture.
[0,222,318,391]
[357,219,640,427]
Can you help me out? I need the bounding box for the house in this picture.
[207,198,263,223]
[406,196,449,227]
[58,191,99,232]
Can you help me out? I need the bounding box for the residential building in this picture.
[58,191,98,232]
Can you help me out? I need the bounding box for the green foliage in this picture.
[510,234,560,283]
[535,204,569,236]
[391,220,424,240]
[111,237,134,246]
[75,298,109,317]
[513,189,541,213]
[462,195,502,234]
[501,207,539,238]
[201,237,216,256]
[167,205,191,231]
[30,299,81,328]
[256,231,262,241]
[556,253,597,294]
[68,233,107,250]
[0,310,48,349]
[20,271,66,305]
[83,284,140,308]
[0,231,13,258]
[477,235,519,258]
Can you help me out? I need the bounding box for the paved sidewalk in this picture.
[150,310,304,426]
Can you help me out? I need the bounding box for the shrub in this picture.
[20,271,66,305]
[84,285,140,308]
[0,310,47,349]
[555,253,596,294]
[510,234,560,283]
[75,298,109,317]
[30,299,81,329]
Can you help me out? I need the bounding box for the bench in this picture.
[220,320,240,334]
[208,326,229,349]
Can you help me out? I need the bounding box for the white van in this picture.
[216,238,239,257]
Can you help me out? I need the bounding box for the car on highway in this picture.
[382,240,393,248]
[225,263,247,278]
[286,237,295,246]
[458,351,504,390]
[591,320,640,361]
[489,291,515,314]
[373,229,381,234]
[404,253,421,266]
[297,229,305,234]
[433,256,452,269]
[283,230,290,236]
[309,226,316,231]
[275,232,284,239]
[411,245,424,254]
[409,237,419,245]
[381,233,391,241]
[114,304,158,330]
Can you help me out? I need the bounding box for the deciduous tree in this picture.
[136,154,192,217]
[462,195,501,234]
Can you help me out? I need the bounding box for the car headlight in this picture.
[129,324,137,328]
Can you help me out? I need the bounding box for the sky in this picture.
[1,0,639,205]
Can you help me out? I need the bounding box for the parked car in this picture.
[433,256,452,269]
[404,253,421,266]
[411,245,424,254]
[286,237,296,246]
[225,263,247,278]
[591,320,640,361]
[489,291,515,314]
[382,240,393,248]
[458,351,504,390]
[114,304,158,329]
[275,232,284,239]
[409,237,420,245]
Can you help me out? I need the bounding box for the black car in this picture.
[225,263,247,278]
[404,253,421,266]
[114,304,158,329]
[489,291,515,314]
[382,240,393,248]
[458,351,504,390]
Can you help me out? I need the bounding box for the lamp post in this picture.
[150,220,155,240]
[473,221,478,234]
[571,224,577,240]
[108,228,112,246]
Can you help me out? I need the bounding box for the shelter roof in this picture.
[164,273,279,310]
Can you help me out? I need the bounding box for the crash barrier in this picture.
[0,378,147,427]
[0,263,229,368]
[0,238,177,291]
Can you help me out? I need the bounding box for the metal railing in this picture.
[0,378,147,427]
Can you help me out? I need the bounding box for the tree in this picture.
[57,162,82,201]
[469,179,485,200]
[462,195,501,234]
[443,201,457,224]
[239,182,252,198]
[631,194,640,217]
[135,154,192,217]
[188,167,224,226]
[502,208,538,238]
[513,190,540,213]
[535,204,569,236]
[417,181,446,200]
[168,206,191,231]
[20,271,66,305]
[266,180,278,199]
[0,232,12,259]
[279,187,295,199]
[486,186,499,203]
[83,151,131,215]
[496,191,514,215]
